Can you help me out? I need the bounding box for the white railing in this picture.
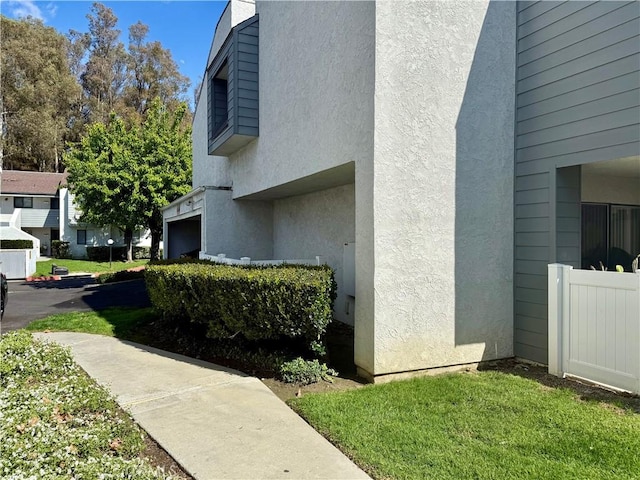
[199,252,324,266]
[548,264,640,394]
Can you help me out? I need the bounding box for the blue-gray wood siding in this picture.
[207,15,258,156]
[514,1,640,364]
[19,209,60,228]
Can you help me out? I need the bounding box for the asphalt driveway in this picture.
[1,277,151,332]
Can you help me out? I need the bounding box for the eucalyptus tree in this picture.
[0,16,81,172]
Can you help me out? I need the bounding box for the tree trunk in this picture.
[150,228,162,261]
[124,228,134,262]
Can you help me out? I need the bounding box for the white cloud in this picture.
[45,2,58,18]
[5,0,45,21]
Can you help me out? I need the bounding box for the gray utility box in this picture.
[51,265,69,276]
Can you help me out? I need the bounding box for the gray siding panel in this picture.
[517,89,640,134]
[518,2,629,52]
[514,1,638,363]
[518,4,639,66]
[517,55,640,106]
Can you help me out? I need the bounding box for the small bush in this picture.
[51,240,71,258]
[0,239,34,249]
[96,269,145,284]
[133,246,151,259]
[87,245,127,262]
[280,357,337,385]
[145,263,336,353]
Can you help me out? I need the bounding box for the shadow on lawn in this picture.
[479,359,640,414]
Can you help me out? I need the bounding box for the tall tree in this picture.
[80,3,128,124]
[64,98,191,261]
[0,16,81,172]
[123,22,190,124]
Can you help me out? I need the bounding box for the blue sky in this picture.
[1,0,227,99]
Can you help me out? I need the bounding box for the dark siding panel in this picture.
[517,55,640,106]
[516,314,548,335]
[516,273,547,289]
[517,90,639,134]
[518,1,629,52]
[517,1,562,25]
[514,341,547,364]
[516,232,549,247]
[518,4,638,66]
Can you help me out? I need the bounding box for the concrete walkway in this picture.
[34,332,370,480]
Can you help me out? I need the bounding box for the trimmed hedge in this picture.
[0,239,34,249]
[145,263,336,351]
[86,246,151,261]
[51,240,71,259]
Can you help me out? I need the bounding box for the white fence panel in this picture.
[549,264,640,394]
[199,252,323,266]
[0,249,38,279]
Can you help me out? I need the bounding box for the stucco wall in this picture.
[359,0,516,377]
[203,189,273,260]
[273,184,356,325]
[230,0,375,198]
[192,92,232,188]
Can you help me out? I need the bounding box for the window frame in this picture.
[76,229,87,246]
[14,197,33,208]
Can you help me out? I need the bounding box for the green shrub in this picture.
[133,246,151,259]
[96,269,145,284]
[280,357,337,385]
[51,240,71,258]
[0,239,34,249]
[145,263,336,352]
[86,245,127,261]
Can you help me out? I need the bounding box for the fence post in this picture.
[548,264,564,377]
[637,271,640,395]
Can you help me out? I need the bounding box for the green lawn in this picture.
[26,307,155,342]
[290,373,640,480]
[35,259,148,276]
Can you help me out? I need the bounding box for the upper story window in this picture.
[207,15,259,156]
[211,60,229,137]
[50,197,60,209]
[14,197,33,208]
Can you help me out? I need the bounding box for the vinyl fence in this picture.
[199,252,323,266]
[548,264,640,394]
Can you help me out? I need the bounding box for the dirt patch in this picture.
[142,435,193,479]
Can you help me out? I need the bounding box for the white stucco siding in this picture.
[192,89,232,188]
[366,0,516,376]
[203,189,273,260]
[230,0,375,198]
[273,184,356,325]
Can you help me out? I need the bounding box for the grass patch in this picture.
[0,330,176,478]
[35,259,148,277]
[290,372,640,480]
[26,307,155,341]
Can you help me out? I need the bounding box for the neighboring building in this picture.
[163,0,640,381]
[1,170,153,258]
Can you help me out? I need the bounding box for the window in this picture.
[207,15,259,156]
[14,197,33,208]
[50,197,60,209]
[77,229,87,245]
[211,61,229,137]
[582,203,640,271]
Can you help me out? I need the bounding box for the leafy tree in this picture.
[0,16,81,172]
[64,98,191,261]
[79,3,128,124]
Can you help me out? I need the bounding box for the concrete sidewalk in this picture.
[34,332,370,480]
